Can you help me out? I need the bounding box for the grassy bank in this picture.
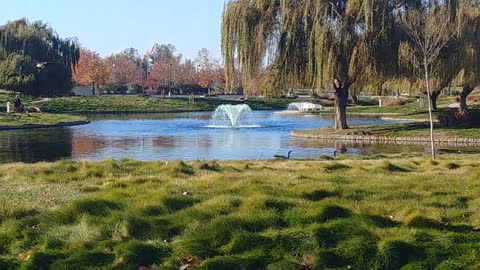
[30,96,292,113]
[1,156,480,269]
[0,113,88,129]
[297,122,480,138]
[293,122,480,145]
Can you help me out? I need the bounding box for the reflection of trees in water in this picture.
[73,137,147,157]
[196,137,212,150]
[0,128,73,163]
[85,112,212,121]
[72,136,107,157]
[152,136,177,148]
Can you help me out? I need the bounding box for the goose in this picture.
[274,150,293,159]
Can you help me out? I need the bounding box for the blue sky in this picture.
[0,0,225,60]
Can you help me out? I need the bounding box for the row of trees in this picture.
[73,45,227,95]
[0,19,232,97]
[222,0,480,130]
[0,19,80,96]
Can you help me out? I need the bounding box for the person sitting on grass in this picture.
[13,95,24,113]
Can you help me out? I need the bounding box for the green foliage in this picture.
[222,0,403,96]
[0,19,80,96]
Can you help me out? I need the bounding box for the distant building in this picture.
[72,86,95,96]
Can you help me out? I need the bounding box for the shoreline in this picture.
[0,120,90,131]
[291,130,480,146]
[46,108,278,115]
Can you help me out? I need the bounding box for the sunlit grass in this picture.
[32,96,292,113]
[295,122,480,139]
[0,113,87,127]
[1,155,480,268]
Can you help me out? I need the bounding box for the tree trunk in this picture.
[458,86,473,115]
[334,86,349,130]
[430,91,439,110]
[424,58,435,160]
[92,84,96,96]
[351,94,359,105]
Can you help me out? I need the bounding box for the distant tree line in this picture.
[73,45,230,96]
[0,19,238,97]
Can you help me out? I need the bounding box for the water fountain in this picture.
[287,102,322,112]
[209,104,255,128]
[275,102,322,115]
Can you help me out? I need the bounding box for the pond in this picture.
[0,110,454,163]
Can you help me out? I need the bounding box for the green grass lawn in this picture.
[347,97,458,115]
[1,156,480,269]
[29,96,292,113]
[295,122,480,139]
[295,122,480,140]
[0,113,87,128]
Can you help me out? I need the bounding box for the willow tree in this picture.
[222,0,404,130]
[454,0,480,114]
[0,19,80,96]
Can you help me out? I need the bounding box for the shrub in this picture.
[467,95,480,103]
[382,97,406,106]
[437,109,480,127]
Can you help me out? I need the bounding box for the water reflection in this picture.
[1,111,478,163]
[0,128,73,163]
